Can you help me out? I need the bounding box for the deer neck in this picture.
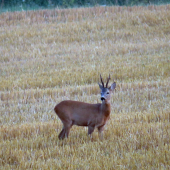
[101,100,111,117]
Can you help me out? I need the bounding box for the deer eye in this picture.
[107,92,109,94]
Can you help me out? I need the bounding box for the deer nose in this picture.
[101,97,105,101]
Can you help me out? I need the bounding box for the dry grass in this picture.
[0,5,170,169]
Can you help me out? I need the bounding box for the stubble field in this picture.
[0,5,170,169]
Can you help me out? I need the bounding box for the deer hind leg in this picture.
[65,125,72,138]
[58,128,65,140]
[59,120,73,140]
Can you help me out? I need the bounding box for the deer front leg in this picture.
[88,126,95,139]
[98,125,105,140]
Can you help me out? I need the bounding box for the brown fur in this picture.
[54,75,116,140]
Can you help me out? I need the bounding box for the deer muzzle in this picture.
[101,97,105,101]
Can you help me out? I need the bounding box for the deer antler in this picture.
[100,74,104,87]
[106,74,111,88]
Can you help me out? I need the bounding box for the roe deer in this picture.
[54,75,116,140]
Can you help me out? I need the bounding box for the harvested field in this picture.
[0,5,170,169]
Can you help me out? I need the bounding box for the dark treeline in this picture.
[1,0,170,8]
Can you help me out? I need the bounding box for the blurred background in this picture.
[1,0,170,12]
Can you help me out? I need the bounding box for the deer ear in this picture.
[109,82,116,91]
[98,83,103,90]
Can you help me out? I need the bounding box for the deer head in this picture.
[99,74,116,102]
